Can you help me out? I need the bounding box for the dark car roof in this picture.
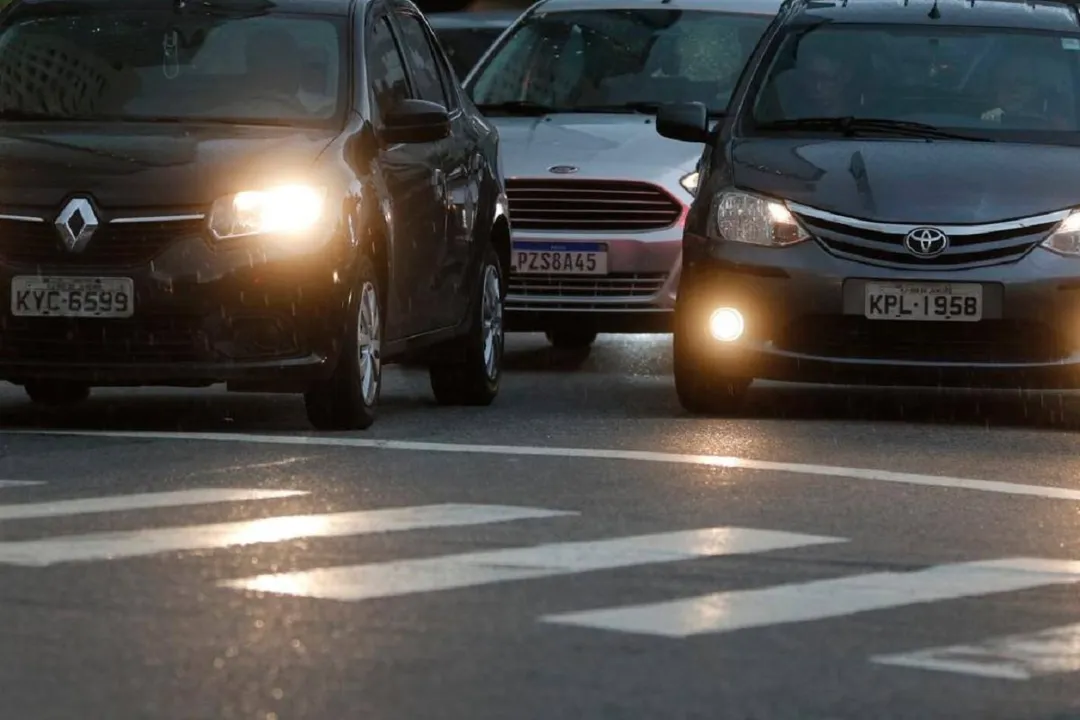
[790,0,1080,31]
[10,0,357,15]
[426,10,520,28]
[532,0,784,15]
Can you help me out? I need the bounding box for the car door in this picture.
[365,6,446,338]
[389,5,473,329]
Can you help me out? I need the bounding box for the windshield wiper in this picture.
[475,100,561,116]
[755,116,994,142]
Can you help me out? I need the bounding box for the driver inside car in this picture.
[241,26,309,114]
[980,54,1069,129]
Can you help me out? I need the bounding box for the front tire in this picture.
[673,281,751,415]
[24,381,90,407]
[304,256,383,430]
[430,242,504,406]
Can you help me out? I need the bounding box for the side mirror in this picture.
[657,102,711,144]
[381,99,451,145]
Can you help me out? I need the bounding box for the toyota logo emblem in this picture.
[903,226,949,258]
[548,165,578,174]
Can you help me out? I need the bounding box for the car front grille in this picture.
[774,316,1067,364]
[791,206,1061,270]
[0,218,204,267]
[507,273,667,310]
[0,313,304,364]
[0,315,208,363]
[506,179,682,232]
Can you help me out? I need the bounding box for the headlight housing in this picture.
[712,190,809,247]
[209,184,328,241]
[1040,211,1080,256]
[680,171,699,196]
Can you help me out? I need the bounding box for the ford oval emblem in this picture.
[548,165,578,174]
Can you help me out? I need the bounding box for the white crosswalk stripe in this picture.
[0,503,573,566]
[542,558,1080,638]
[221,527,844,600]
[7,485,1080,681]
[0,480,44,489]
[0,488,304,521]
[871,622,1080,680]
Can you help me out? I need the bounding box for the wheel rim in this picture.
[480,263,502,380]
[356,281,381,406]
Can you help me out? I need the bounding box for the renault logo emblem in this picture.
[55,197,99,253]
[903,226,949,258]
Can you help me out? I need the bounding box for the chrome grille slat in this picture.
[509,273,667,300]
[793,209,1058,269]
[507,179,682,232]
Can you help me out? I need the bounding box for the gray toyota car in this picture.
[659,0,1080,413]
[464,0,780,348]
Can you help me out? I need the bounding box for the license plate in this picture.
[10,276,135,318]
[511,242,608,275]
[864,281,982,322]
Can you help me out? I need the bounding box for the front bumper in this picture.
[0,219,354,388]
[505,230,682,332]
[683,233,1080,389]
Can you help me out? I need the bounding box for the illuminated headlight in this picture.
[1040,211,1080,256]
[680,171,699,196]
[712,190,809,247]
[209,184,328,240]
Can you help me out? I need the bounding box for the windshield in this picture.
[748,24,1080,140]
[0,8,346,125]
[466,9,771,114]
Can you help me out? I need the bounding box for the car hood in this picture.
[0,123,339,210]
[732,138,1080,224]
[492,114,702,184]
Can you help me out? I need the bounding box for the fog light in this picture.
[709,307,744,342]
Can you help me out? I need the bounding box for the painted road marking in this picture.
[0,481,44,488]
[222,526,844,600]
[0,488,305,522]
[0,503,572,566]
[543,558,1080,638]
[872,622,1080,680]
[11,430,1080,501]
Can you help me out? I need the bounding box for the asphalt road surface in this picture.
[2,333,1080,720]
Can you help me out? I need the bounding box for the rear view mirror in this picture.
[657,102,710,143]
[381,99,451,144]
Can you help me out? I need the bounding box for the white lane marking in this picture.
[543,558,1080,638]
[872,622,1080,680]
[222,527,844,600]
[0,481,44,488]
[0,488,306,522]
[10,430,1079,501]
[0,503,572,566]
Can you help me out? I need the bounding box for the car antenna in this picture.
[927,0,941,18]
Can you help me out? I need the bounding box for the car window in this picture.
[466,9,773,114]
[367,15,412,116]
[393,11,451,109]
[748,24,1080,139]
[434,27,505,79]
[0,9,346,124]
